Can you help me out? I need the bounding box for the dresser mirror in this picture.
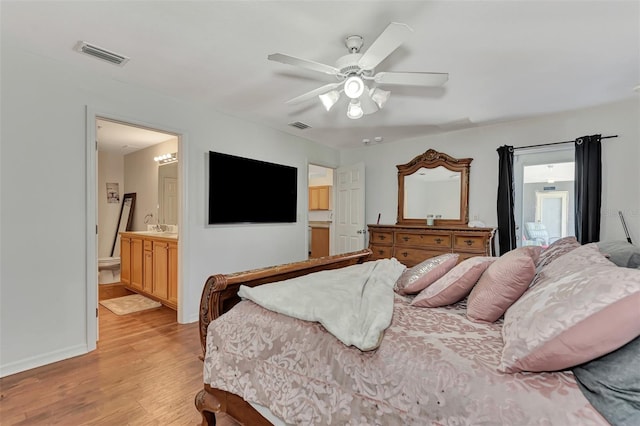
[397,149,472,226]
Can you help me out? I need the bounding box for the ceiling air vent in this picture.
[74,41,130,66]
[288,121,311,130]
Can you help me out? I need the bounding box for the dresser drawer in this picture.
[370,231,393,245]
[144,240,153,250]
[393,247,444,267]
[395,232,452,249]
[453,234,487,253]
[369,244,393,260]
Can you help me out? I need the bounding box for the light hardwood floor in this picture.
[0,299,239,425]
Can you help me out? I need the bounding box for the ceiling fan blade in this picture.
[268,53,340,76]
[358,22,413,71]
[373,71,449,86]
[359,90,379,115]
[285,82,343,105]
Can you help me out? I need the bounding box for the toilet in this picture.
[98,257,121,284]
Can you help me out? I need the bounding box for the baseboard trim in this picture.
[0,343,88,378]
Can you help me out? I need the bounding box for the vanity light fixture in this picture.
[154,152,177,164]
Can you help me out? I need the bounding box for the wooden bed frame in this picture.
[195,249,373,426]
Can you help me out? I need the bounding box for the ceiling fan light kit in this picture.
[319,90,340,111]
[344,76,365,99]
[370,88,390,109]
[347,99,364,120]
[268,22,448,120]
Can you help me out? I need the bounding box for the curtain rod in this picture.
[513,134,618,151]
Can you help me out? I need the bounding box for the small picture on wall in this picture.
[106,182,120,204]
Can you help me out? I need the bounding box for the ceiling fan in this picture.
[268,22,448,119]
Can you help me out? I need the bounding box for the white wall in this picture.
[0,40,338,376]
[97,151,125,258]
[341,98,640,245]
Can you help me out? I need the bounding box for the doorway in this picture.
[535,190,568,240]
[514,147,575,248]
[92,115,182,344]
[308,164,334,258]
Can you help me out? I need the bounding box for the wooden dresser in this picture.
[368,224,495,267]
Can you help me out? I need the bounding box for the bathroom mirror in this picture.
[111,193,136,257]
[397,149,472,226]
[158,162,178,225]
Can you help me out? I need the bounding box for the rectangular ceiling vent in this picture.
[74,41,130,66]
[288,121,311,130]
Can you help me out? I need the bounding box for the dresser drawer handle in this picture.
[377,249,385,255]
[401,251,409,257]
[464,239,474,246]
[402,236,409,242]
[434,238,443,244]
[378,235,386,240]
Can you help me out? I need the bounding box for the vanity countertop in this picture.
[309,221,331,228]
[121,231,179,240]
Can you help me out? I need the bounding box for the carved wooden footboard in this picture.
[195,249,372,426]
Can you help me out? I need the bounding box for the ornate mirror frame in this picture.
[397,149,472,226]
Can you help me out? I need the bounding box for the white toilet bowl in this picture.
[98,257,121,284]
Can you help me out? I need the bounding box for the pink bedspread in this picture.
[203,296,607,425]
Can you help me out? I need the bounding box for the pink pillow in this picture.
[500,243,640,373]
[411,256,496,307]
[466,246,542,323]
[394,253,459,295]
[535,236,581,270]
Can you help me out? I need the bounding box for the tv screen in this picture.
[208,151,297,224]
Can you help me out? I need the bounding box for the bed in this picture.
[195,240,640,425]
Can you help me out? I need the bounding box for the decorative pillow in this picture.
[393,253,459,295]
[466,246,542,323]
[535,236,581,270]
[411,256,496,308]
[597,240,640,269]
[500,243,640,373]
[532,242,613,289]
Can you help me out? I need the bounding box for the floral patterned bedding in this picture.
[203,296,607,425]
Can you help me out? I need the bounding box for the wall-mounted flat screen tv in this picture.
[208,151,297,224]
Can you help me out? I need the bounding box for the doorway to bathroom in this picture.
[308,164,334,258]
[95,117,181,340]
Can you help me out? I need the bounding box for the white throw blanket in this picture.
[237,258,406,351]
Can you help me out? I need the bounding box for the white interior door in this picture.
[535,191,568,240]
[335,162,365,254]
[162,177,178,225]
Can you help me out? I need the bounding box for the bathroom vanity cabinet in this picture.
[120,232,178,310]
[308,185,330,210]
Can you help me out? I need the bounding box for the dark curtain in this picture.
[497,145,516,255]
[575,134,602,244]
